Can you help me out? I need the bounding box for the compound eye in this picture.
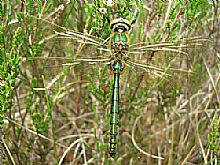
[114,34,120,43]
[121,35,127,43]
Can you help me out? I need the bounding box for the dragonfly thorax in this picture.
[110,32,129,73]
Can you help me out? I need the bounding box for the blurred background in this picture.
[0,0,219,164]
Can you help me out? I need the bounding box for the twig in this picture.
[4,116,67,149]
[180,146,196,165]
[58,137,90,165]
[39,0,48,19]
[1,136,16,165]
[203,57,220,103]
[170,0,186,33]
[162,0,173,30]
[131,115,164,160]
[196,122,208,164]
[57,134,94,142]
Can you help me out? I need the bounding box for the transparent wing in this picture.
[125,35,209,79]
[19,13,112,94]
[21,53,112,92]
[128,36,209,56]
[22,13,111,59]
[19,13,205,91]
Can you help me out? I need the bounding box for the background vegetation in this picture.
[0,0,219,164]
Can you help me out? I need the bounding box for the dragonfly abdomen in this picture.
[109,72,120,157]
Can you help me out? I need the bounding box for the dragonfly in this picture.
[21,6,206,158]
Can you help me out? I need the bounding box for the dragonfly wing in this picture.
[20,14,112,92]
[128,36,209,56]
[23,14,110,53]
[126,56,193,78]
[129,36,209,48]
[126,60,170,77]
[22,56,111,91]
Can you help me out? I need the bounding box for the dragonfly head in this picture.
[110,17,131,33]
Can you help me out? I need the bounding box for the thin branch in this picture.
[1,136,16,165]
[4,117,67,149]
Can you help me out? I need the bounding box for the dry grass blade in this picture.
[1,136,16,165]
[203,57,220,103]
[132,115,164,160]
[4,117,68,149]
[58,137,90,165]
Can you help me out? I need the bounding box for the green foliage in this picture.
[208,113,220,161]
[0,25,22,128]
[87,66,110,103]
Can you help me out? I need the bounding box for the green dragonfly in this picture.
[21,6,206,158]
